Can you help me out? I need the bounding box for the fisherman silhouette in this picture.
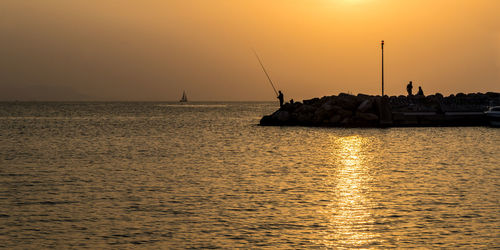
[416,86,424,96]
[277,90,284,107]
[406,81,413,96]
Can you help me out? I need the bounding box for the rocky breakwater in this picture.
[260,92,500,127]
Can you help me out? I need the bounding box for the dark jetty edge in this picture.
[260,92,500,127]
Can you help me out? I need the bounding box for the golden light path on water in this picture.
[320,135,379,248]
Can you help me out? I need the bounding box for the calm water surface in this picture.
[0,102,499,248]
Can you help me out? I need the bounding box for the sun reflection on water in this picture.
[321,135,379,248]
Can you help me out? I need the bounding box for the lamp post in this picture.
[381,40,384,96]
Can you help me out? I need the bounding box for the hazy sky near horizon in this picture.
[1,0,499,101]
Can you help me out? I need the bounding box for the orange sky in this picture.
[1,0,499,101]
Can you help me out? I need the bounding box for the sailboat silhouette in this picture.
[179,91,188,103]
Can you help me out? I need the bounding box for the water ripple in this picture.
[0,102,499,248]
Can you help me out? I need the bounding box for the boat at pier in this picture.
[485,106,500,127]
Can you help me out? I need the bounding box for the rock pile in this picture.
[260,92,500,127]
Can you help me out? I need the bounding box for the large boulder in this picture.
[328,115,342,125]
[297,112,314,125]
[259,115,276,126]
[353,112,379,127]
[320,101,336,112]
[336,94,359,111]
[303,98,320,106]
[331,105,353,118]
[340,117,353,126]
[295,104,316,114]
[356,112,378,121]
[357,93,371,101]
[357,99,374,113]
[280,102,294,112]
[314,108,330,123]
[273,110,291,123]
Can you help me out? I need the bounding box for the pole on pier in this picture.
[381,40,384,96]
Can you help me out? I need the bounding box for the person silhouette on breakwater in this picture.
[277,90,284,107]
[416,86,424,96]
[407,81,413,96]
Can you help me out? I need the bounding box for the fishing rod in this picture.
[252,49,279,97]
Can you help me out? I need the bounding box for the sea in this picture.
[0,102,499,248]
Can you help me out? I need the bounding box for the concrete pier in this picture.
[391,112,487,126]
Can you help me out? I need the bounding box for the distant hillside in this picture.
[0,84,91,101]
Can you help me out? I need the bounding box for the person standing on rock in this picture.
[277,90,284,107]
[407,81,413,96]
[416,86,424,96]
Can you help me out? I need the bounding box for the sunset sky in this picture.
[1,0,499,101]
